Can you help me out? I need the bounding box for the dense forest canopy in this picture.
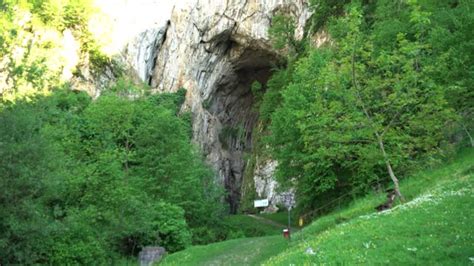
[0,86,231,263]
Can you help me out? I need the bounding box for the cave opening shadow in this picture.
[209,48,282,214]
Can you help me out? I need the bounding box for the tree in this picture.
[0,88,221,264]
[424,0,474,147]
[309,0,351,32]
[0,100,54,264]
[268,2,456,211]
[269,12,297,52]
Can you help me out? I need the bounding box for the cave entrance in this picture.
[208,47,281,213]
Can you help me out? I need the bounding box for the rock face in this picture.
[138,246,166,266]
[149,0,311,212]
[254,160,280,212]
[124,21,170,84]
[253,159,296,212]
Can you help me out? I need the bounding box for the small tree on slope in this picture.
[270,2,456,209]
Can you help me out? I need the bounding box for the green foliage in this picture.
[309,0,350,32]
[268,50,330,192]
[238,154,258,213]
[0,100,55,264]
[251,80,263,94]
[268,12,305,57]
[0,5,62,101]
[88,44,112,71]
[219,124,246,150]
[0,87,223,264]
[202,98,212,110]
[268,13,296,50]
[250,80,264,106]
[148,87,187,114]
[0,2,223,261]
[259,67,293,124]
[421,0,474,146]
[262,0,468,212]
[0,0,112,102]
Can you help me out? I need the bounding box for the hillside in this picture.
[161,150,474,265]
[1,0,473,264]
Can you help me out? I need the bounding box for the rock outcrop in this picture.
[138,246,166,266]
[124,21,170,84]
[254,160,280,212]
[148,0,311,212]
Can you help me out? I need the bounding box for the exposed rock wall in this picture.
[149,0,311,212]
[254,160,280,212]
[124,21,170,84]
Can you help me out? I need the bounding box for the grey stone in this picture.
[124,21,170,83]
[254,159,295,212]
[138,246,166,266]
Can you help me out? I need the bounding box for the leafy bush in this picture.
[0,87,223,264]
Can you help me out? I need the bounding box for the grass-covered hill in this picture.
[160,150,474,265]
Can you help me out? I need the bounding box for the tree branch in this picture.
[351,47,404,201]
[380,104,406,138]
[351,51,377,133]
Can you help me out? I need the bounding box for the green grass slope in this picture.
[159,215,289,266]
[266,173,473,264]
[160,150,474,265]
[256,212,299,228]
[160,236,288,266]
[222,214,283,238]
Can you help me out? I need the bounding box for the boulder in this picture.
[138,246,166,266]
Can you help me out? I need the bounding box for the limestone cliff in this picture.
[124,22,169,84]
[145,0,311,212]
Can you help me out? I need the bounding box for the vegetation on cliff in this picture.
[0,0,114,101]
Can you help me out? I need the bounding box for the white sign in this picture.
[254,199,269,208]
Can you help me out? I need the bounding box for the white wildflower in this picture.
[305,247,316,255]
[363,241,372,249]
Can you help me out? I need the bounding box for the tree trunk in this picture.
[461,122,474,148]
[376,134,405,201]
[351,51,404,201]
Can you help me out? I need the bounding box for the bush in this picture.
[0,87,223,264]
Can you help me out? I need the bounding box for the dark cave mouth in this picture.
[208,47,282,213]
[211,48,280,152]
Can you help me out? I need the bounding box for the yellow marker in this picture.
[299,217,304,227]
